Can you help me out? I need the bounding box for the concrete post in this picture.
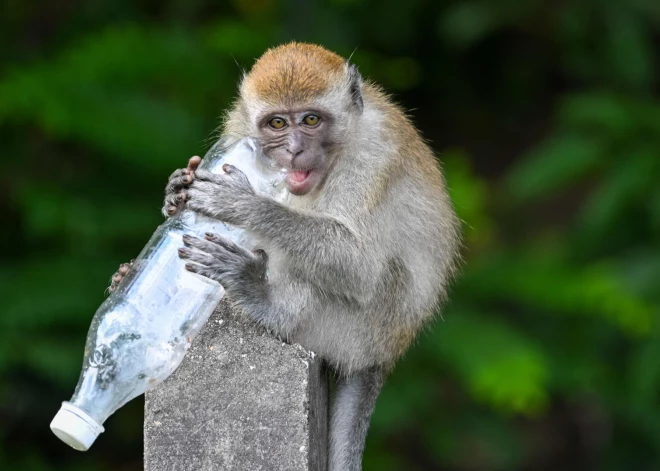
[144,300,328,471]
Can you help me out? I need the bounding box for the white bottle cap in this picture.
[50,402,105,451]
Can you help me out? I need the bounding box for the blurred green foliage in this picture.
[1,0,659,469]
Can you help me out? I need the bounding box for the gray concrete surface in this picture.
[144,300,328,471]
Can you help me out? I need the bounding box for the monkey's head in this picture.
[237,42,364,196]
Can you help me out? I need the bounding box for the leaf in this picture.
[16,183,161,244]
[0,334,82,387]
[0,257,118,330]
[505,133,603,202]
[577,147,658,237]
[0,26,231,172]
[648,185,660,235]
[603,7,654,89]
[558,92,637,138]
[463,252,655,336]
[429,311,549,414]
[438,3,497,48]
[442,148,493,246]
[203,20,274,59]
[628,332,660,409]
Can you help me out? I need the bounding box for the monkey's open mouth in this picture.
[288,169,311,183]
[286,169,316,195]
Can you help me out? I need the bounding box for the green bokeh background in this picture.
[1,0,659,469]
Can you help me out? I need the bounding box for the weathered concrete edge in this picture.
[143,300,329,470]
[308,358,328,471]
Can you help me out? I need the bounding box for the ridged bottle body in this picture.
[51,138,286,450]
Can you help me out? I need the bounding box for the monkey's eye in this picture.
[268,117,287,129]
[303,114,320,126]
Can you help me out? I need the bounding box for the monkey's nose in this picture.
[286,147,304,158]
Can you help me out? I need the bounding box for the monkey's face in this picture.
[258,109,333,196]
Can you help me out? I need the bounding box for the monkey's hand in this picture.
[162,156,202,218]
[177,233,268,292]
[185,165,257,226]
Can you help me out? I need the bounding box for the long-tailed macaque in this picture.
[111,43,461,471]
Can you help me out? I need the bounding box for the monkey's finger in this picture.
[166,173,192,194]
[184,263,222,281]
[177,247,217,266]
[165,205,179,217]
[118,264,131,275]
[180,235,217,254]
[163,196,182,218]
[175,190,187,202]
[205,233,251,257]
[222,164,239,174]
[164,193,181,207]
[187,156,202,171]
[112,273,123,284]
[181,235,242,264]
[167,168,184,180]
[222,165,251,187]
[192,169,225,185]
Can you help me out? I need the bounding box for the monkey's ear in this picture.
[346,62,364,113]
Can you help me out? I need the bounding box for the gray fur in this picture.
[346,63,364,113]
[158,52,461,470]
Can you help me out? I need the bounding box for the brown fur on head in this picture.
[242,42,346,106]
[226,42,365,196]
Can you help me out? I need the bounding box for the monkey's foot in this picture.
[107,259,134,294]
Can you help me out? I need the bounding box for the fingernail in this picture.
[205,232,215,239]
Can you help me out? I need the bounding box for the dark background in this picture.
[2,0,660,470]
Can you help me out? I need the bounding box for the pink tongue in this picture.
[289,170,309,183]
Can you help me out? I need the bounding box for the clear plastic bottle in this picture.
[50,138,287,451]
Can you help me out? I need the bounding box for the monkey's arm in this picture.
[244,197,372,288]
[178,233,317,334]
[186,167,378,296]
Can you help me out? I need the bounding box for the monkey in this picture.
[109,42,461,470]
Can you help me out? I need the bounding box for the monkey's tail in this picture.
[329,366,385,471]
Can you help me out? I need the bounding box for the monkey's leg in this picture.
[329,367,385,471]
